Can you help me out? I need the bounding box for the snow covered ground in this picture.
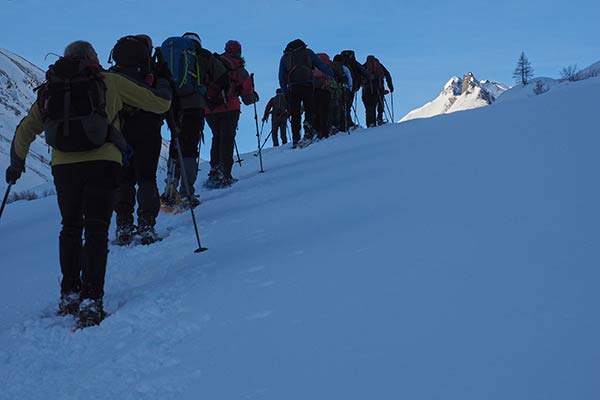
[1,75,599,399]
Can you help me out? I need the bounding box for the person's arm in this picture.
[278,56,288,94]
[110,73,172,114]
[6,103,43,183]
[263,98,274,121]
[342,65,353,90]
[310,51,333,76]
[238,67,258,105]
[382,64,394,92]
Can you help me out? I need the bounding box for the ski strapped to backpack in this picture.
[36,57,114,152]
[159,37,205,98]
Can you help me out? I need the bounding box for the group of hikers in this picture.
[263,39,394,148]
[3,34,394,329]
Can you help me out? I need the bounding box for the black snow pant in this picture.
[362,88,384,127]
[115,112,163,228]
[53,160,120,301]
[206,110,241,178]
[168,108,204,196]
[288,84,315,144]
[271,115,287,146]
[314,88,331,139]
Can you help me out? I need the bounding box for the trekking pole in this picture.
[352,92,361,126]
[156,47,207,253]
[391,92,395,122]
[250,73,264,173]
[233,138,243,167]
[0,184,12,221]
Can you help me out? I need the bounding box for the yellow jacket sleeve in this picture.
[13,103,44,160]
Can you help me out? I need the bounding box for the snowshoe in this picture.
[138,224,161,245]
[57,292,80,316]
[219,175,238,188]
[114,223,136,246]
[76,298,107,329]
[160,190,183,213]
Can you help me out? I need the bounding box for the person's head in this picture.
[182,32,202,47]
[276,88,283,95]
[225,40,242,58]
[64,41,99,64]
[333,54,343,63]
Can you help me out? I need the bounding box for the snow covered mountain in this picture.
[1,73,599,399]
[0,49,50,192]
[400,72,508,122]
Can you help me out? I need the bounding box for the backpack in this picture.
[331,61,348,86]
[312,68,331,91]
[37,57,110,152]
[159,37,205,98]
[108,35,154,84]
[366,56,383,77]
[272,94,287,117]
[284,41,313,84]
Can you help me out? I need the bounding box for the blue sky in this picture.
[1,0,599,154]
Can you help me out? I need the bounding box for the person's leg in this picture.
[288,86,303,145]
[271,118,279,147]
[279,118,288,144]
[219,110,241,182]
[178,108,203,197]
[300,85,316,139]
[80,161,121,302]
[52,164,84,298]
[133,113,163,228]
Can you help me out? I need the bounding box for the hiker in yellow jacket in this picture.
[5,40,172,328]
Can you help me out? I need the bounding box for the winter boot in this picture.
[57,291,81,316]
[180,194,202,209]
[138,217,160,245]
[204,167,224,189]
[115,222,136,246]
[77,298,107,328]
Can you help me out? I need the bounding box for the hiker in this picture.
[339,50,373,128]
[313,53,334,139]
[5,40,172,328]
[278,39,333,147]
[262,88,289,147]
[204,40,259,188]
[160,32,229,208]
[331,54,353,132]
[109,34,164,245]
[362,55,393,127]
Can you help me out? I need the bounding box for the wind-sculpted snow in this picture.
[1,76,599,399]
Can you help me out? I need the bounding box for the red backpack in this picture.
[366,56,383,77]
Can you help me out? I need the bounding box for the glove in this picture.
[121,144,134,167]
[155,62,172,80]
[389,85,394,93]
[262,116,268,123]
[253,91,260,103]
[6,165,22,185]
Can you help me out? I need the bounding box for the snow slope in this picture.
[1,76,599,399]
[400,72,508,122]
[0,49,50,193]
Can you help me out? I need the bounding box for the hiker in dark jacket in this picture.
[278,39,333,147]
[362,55,393,127]
[313,53,334,139]
[204,40,258,188]
[331,54,353,132]
[162,32,229,208]
[339,50,373,128]
[5,40,171,328]
[109,34,165,246]
[262,88,289,147]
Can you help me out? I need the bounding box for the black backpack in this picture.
[284,40,313,84]
[109,35,154,83]
[272,94,287,117]
[37,57,110,152]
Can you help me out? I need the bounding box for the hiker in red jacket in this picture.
[204,40,258,188]
[262,89,289,147]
